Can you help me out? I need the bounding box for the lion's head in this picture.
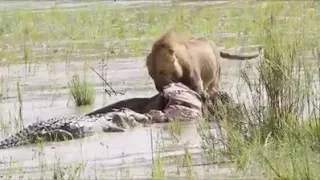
[146,31,184,92]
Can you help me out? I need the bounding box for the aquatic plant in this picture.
[68,74,95,106]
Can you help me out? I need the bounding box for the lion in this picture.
[146,30,260,98]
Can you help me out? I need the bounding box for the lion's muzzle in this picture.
[155,79,174,92]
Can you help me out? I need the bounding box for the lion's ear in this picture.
[146,54,150,66]
[170,51,178,63]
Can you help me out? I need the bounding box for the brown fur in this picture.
[146,30,260,96]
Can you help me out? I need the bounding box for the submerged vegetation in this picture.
[68,74,95,106]
[0,0,320,179]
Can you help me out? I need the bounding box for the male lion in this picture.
[146,30,260,98]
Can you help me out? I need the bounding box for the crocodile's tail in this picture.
[86,94,165,116]
[0,116,94,149]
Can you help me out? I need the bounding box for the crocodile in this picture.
[0,109,157,149]
[0,82,207,149]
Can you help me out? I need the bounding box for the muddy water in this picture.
[0,55,260,179]
[0,55,259,124]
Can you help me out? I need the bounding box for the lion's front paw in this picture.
[199,90,210,102]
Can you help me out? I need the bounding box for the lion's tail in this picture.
[220,51,260,60]
[206,40,261,60]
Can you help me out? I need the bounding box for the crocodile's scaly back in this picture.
[0,115,102,149]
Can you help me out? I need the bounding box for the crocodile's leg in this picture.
[102,108,153,132]
[102,114,127,132]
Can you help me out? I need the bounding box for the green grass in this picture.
[198,1,320,179]
[152,146,166,180]
[168,119,182,143]
[68,74,95,106]
[1,1,317,65]
[0,1,260,65]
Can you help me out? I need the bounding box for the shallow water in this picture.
[0,54,261,179]
[0,51,318,179]
[1,51,319,179]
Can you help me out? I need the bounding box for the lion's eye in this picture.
[159,71,166,75]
